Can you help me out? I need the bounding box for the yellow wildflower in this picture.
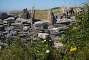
[70,46,77,52]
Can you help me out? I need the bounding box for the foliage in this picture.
[0,37,51,60]
[61,4,89,60]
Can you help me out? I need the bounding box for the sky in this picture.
[0,0,88,11]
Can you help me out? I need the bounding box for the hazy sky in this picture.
[0,0,88,11]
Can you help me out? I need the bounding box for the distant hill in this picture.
[34,7,61,20]
[52,7,61,13]
[34,10,48,20]
[8,7,62,20]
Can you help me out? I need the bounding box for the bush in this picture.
[62,4,89,60]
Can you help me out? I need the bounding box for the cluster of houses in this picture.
[0,7,82,49]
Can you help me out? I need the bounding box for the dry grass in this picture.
[34,10,48,20]
[34,8,61,20]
